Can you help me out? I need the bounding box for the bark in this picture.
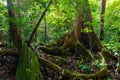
[99,0,106,40]
[7,0,22,48]
[76,0,102,50]
[44,17,47,44]
[0,30,3,46]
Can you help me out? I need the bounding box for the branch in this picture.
[28,0,52,44]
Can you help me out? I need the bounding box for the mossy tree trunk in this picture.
[61,0,102,54]
[40,0,102,57]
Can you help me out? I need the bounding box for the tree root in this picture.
[38,46,68,56]
[0,49,18,57]
[101,50,118,62]
[38,56,108,79]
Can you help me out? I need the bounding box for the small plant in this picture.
[0,49,4,54]
[92,60,100,68]
[77,60,93,73]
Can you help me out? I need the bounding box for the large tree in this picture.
[40,0,102,57]
[37,0,108,79]
[7,0,43,80]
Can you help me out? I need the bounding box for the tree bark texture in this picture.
[99,0,106,40]
[7,0,22,48]
[69,0,102,52]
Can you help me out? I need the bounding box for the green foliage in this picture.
[1,0,120,79]
[103,42,120,56]
[92,60,100,68]
[81,27,92,33]
[77,59,93,73]
[89,0,100,36]
[0,49,4,53]
[92,60,107,69]
[103,0,120,56]
[77,62,93,73]
[0,1,9,40]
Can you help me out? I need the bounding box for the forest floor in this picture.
[39,52,120,80]
[0,47,18,80]
[0,46,120,80]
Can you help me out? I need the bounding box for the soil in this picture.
[0,47,18,80]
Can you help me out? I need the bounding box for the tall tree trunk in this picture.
[44,17,47,45]
[99,0,106,40]
[7,0,22,49]
[40,0,102,56]
[70,0,102,52]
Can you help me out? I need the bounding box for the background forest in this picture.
[0,0,120,80]
[0,0,120,54]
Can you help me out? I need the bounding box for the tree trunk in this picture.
[44,17,47,45]
[40,0,102,58]
[63,0,102,53]
[7,0,22,49]
[99,0,106,40]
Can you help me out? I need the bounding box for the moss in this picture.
[39,46,67,56]
[38,56,108,79]
[0,49,4,54]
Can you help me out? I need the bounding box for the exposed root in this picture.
[38,56,108,79]
[0,49,18,57]
[101,50,118,62]
[38,46,68,56]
